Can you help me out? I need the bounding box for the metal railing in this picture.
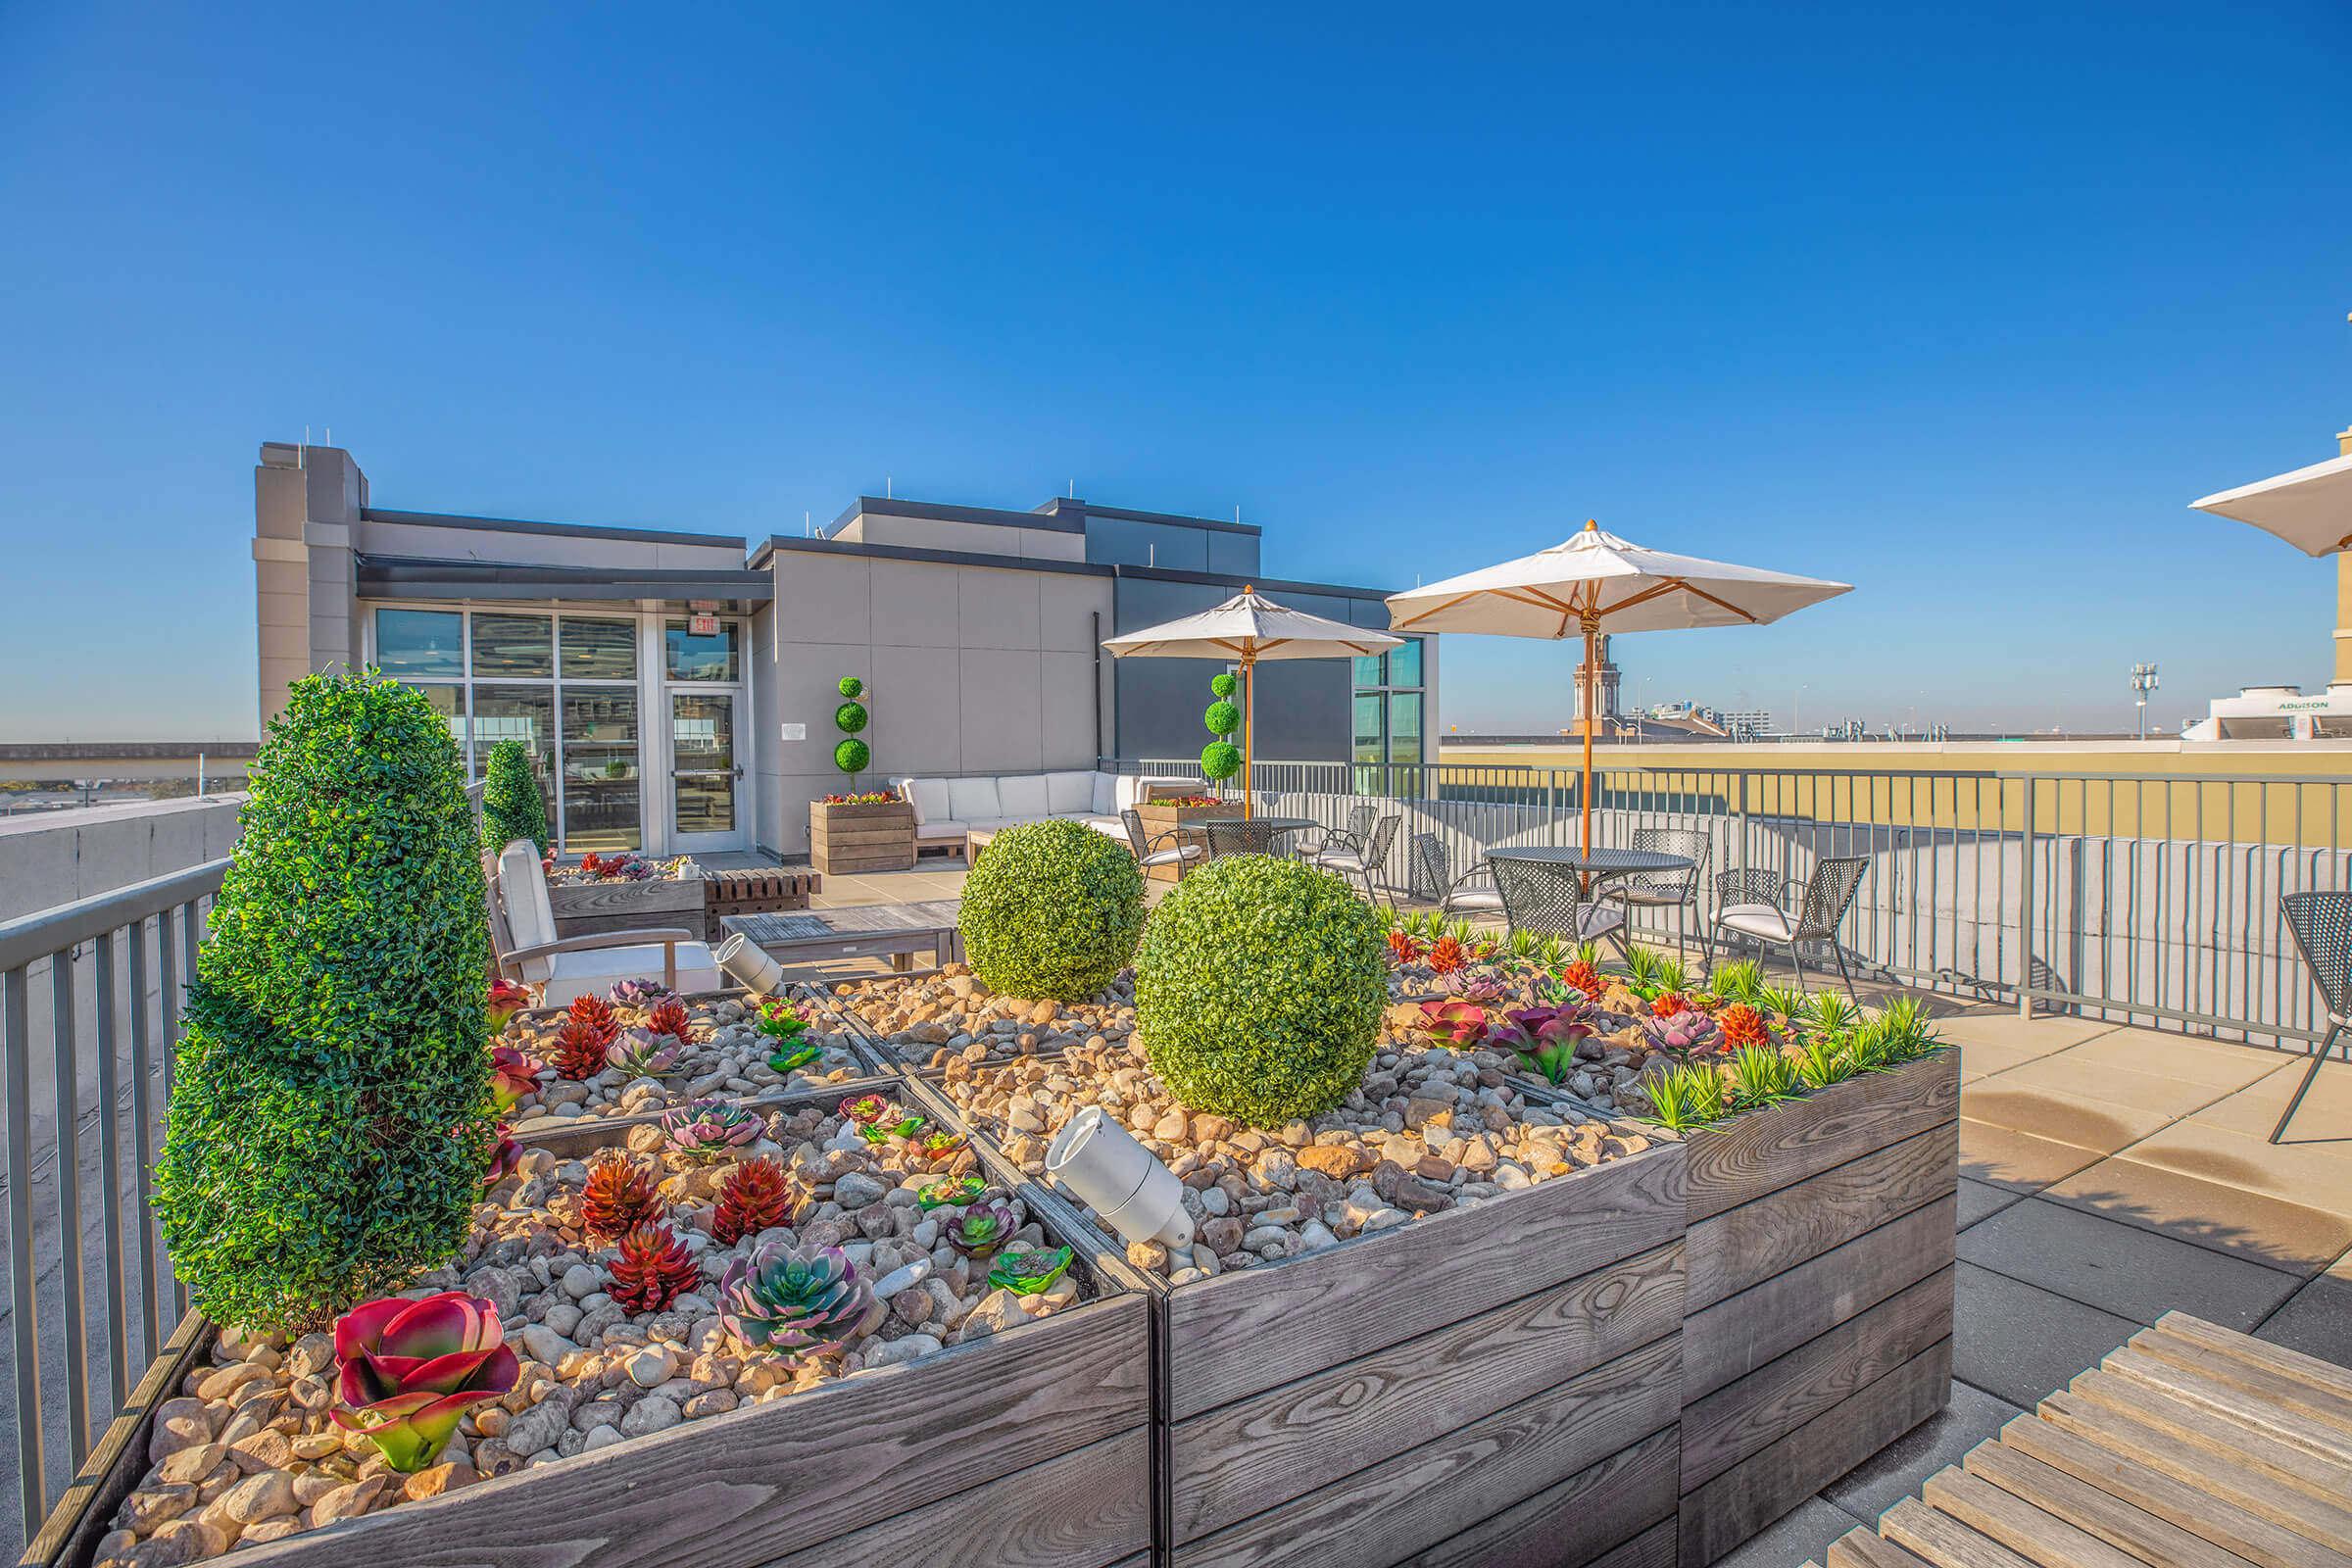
[0,858,220,1546]
[1128,757,2352,1047]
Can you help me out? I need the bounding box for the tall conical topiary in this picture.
[156,672,496,1332]
[480,737,549,855]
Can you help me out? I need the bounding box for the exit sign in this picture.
[689,612,719,637]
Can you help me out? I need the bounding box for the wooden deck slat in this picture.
[2151,1312,2352,1405]
[1881,1496,2044,1568]
[1922,1466,2146,1568]
[2132,1324,2352,1438]
[2038,1388,2352,1553]
[1994,1413,2346,1568]
[1961,1435,2261,1568]
[2102,1345,2352,1469]
[2061,1368,2352,1507]
[1830,1528,1940,1568]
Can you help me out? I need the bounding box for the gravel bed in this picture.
[507,994,872,1129]
[819,966,1136,1068]
[91,1095,1083,1566]
[1388,958,1692,1111]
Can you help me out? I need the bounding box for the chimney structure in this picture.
[253,442,366,728]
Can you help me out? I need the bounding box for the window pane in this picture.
[562,690,640,852]
[671,694,735,836]
[1387,638,1422,689]
[1389,692,1422,763]
[1351,653,1383,690]
[473,686,555,825]
[1352,694,1384,765]
[471,614,552,679]
[664,620,739,682]
[412,684,467,761]
[561,617,637,681]
[375,610,463,678]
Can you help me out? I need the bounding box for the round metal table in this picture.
[1185,815,1319,857]
[1484,845,1694,899]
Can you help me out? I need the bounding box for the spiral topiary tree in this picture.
[155,672,496,1332]
[1200,670,1242,783]
[956,818,1146,1001]
[1135,855,1387,1126]
[480,736,548,855]
[834,675,871,776]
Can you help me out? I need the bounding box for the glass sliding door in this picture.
[668,692,743,850]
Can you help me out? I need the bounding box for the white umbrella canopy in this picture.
[1385,520,1851,855]
[2190,452,2352,557]
[1102,586,1399,817]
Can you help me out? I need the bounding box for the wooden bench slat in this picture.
[1830,1528,1940,1568]
[2038,1388,2352,1553]
[1962,1432,2260,1568]
[1994,1411,2347,1568]
[2062,1367,2352,1507]
[1882,1495,2044,1568]
[2151,1312,2352,1406]
[2132,1323,2352,1439]
[2103,1344,2352,1469]
[1924,1466,2149,1568]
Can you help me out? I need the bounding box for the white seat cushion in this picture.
[542,942,721,1007]
[1446,889,1505,913]
[1091,772,1117,815]
[948,776,1002,821]
[1081,815,1125,838]
[901,777,952,827]
[1141,844,1204,867]
[1717,904,1798,942]
[914,818,968,842]
[996,774,1051,820]
[497,841,559,963]
[1045,770,1095,814]
[1579,905,1627,940]
[1312,851,1371,874]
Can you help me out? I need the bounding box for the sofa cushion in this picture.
[497,841,558,959]
[1045,770,1095,814]
[996,774,1052,820]
[1091,772,1117,816]
[948,776,1002,821]
[899,777,953,827]
[913,818,967,842]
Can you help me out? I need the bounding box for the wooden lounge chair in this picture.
[483,839,721,1006]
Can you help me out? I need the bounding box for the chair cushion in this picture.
[1447,889,1505,913]
[901,777,951,826]
[542,942,721,1007]
[996,774,1051,820]
[1141,844,1204,867]
[1312,852,1368,873]
[1080,815,1125,838]
[948,776,1002,821]
[1717,904,1797,942]
[1579,905,1627,940]
[1045,770,1095,813]
[1091,772,1117,816]
[497,841,558,957]
[913,818,968,842]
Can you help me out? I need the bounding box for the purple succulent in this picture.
[607,1027,682,1078]
[662,1099,762,1161]
[607,977,675,1010]
[1642,1009,1724,1060]
[1490,1002,1600,1086]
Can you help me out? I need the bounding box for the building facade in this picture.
[253,442,1436,857]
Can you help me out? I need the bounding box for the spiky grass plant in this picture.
[1792,1031,1851,1090]
[1709,958,1763,1004]
[1759,983,1809,1023]
[1643,1060,1727,1131]
[1808,991,1858,1041]
[1650,955,1690,996]
[1876,996,1938,1059]
[1729,1044,1799,1109]
[1624,945,1664,987]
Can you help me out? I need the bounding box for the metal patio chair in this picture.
[1308,814,1400,902]
[1608,827,1713,966]
[1710,856,1869,1003]
[1411,832,1502,921]
[2276,892,2352,1145]
[1492,855,1629,959]
[1298,803,1377,861]
[1203,818,1293,859]
[1120,808,1202,881]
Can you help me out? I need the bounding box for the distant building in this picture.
[2180,684,2352,742]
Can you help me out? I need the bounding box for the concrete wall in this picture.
[834,508,1087,564]
[253,443,365,729]
[355,514,744,571]
[755,551,1114,854]
[0,795,243,921]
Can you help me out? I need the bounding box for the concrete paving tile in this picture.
[1995,1054,2238,1121]
[1958,1080,2172,1153]
[2188,1054,2352,1146]
[2118,1119,2352,1216]
[1825,1380,2024,1523]
[1710,1496,1873,1568]
[1957,1176,2027,1230]
[1952,1262,2141,1410]
[2062,1029,2296,1093]
[2040,1156,2352,1275]
[2256,1268,2352,1369]
[1931,1012,2124,1054]
[1955,1198,2303,1330]
[1958,1118,2112,1193]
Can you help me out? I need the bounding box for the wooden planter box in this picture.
[546,874,706,940]
[809,800,915,876]
[1672,1049,1961,1567]
[30,1092,1152,1568]
[1131,802,1227,882]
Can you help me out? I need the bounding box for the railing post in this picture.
[2018,777,2036,1019]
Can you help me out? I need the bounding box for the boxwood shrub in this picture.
[156,672,495,1332]
[480,736,548,855]
[957,818,1145,1001]
[1135,855,1387,1126]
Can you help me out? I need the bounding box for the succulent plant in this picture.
[1558,958,1604,999]
[947,1201,1016,1257]
[858,1114,925,1146]
[1649,991,1692,1019]
[837,1093,889,1126]
[1729,1042,1799,1108]
[756,1000,808,1040]
[645,999,695,1045]
[606,1027,682,1079]
[607,1222,702,1314]
[988,1245,1074,1297]
[487,979,534,1033]
[581,1152,662,1242]
[1490,1003,1599,1085]
[329,1292,519,1473]
[481,1126,521,1188]
[1385,929,1423,966]
[1425,935,1468,976]
[546,1016,612,1081]
[917,1174,986,1210]
[662,1100,762,1161]
[566,993,620,1045]
[766,1041,821,1074]
[608,977,675,1011]
[1440,965,1507,1004]
[1642,1008,1724,1061]
[717,1242,878,1354]
[489,1045,539,1113]
[710,1155,795,1246]
[920,1128,968,1159]
[1716,1004,1773,1050]
[1421,999,1490,1049]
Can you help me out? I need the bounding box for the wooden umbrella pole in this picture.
[1241,653,1255,819]
[1581,619,1595,858]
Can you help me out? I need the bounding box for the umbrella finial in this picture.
[1584,518,1598,532]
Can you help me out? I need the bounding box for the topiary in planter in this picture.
[156,672,495,1332]
[1136,856,1387,1127]
[480,737,548,855]
[957,818,1145,1001]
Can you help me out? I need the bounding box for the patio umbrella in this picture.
[1384,520,1850,856]
[1102,586,1399,818]
[2190,451,2352,556]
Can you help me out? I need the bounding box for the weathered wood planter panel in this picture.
[809,801,915,875]
[1672,1050,1960,1567]
[547,874,706,939]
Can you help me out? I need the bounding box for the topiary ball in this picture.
[1200,741,1242,780]
[956,819,1145,1002]
[1135,857,1387,1127]
[835,700,868,735]
[1203,700,1240,737]
[833,738,870,773]
[1210,672,1238,698]
[838,676,864,699]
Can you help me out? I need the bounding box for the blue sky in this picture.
[1,1,2346,739]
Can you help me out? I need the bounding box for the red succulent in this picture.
[580,1152,663,1241]
[547,1017,611,1080]
[1386,930,1423,966]
[1422,999,1490,1048]
[1650,992,1690,1019]
[607,1223,702,1314]
[490,1045,538,1111]
[566,993,619,1044]
[645,999,694,1045]
[330,1293,518,1473]
[482,1125,521,1187]
[1718,1004,1773,1049]
[1559,959,1603,998]
[710,1155,795,1246]
[1426,936,1467,976]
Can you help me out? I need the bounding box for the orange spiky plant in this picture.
[1650,992,1690,1019]
[645,999,694,1045]
[710,1156,794,1246]
[566,993,619,1045]
[548,1016,612,1080]
[580,1153,662,1242]
[606,1223,700,1313]
[1559,958,1603,998]
[1426,936,1467,976]
[1717,1004,1773,1050]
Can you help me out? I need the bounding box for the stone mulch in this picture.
[506,994,873,1129]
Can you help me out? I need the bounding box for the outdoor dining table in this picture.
[1185,814,1319,856]
[1483,844,1694,896]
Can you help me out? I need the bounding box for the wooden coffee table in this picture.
[722,899,964,973]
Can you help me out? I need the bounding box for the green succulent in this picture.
[988,1245,1073,1297]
